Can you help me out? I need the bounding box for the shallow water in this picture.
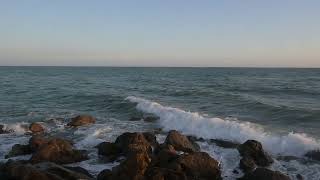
[0,67,319,179]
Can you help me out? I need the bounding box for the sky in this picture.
[0,0,319,67]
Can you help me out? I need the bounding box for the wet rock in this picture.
[239,157,256,173]
[29,135,49,151]
[145,167,187,180]
[175,152,222,180]
[114,132,153,155]
[67,115,96,127]
[96,142,121,161]
[30,138,88,164]
[187,135,206,142]
[0,124,11,134]
[143,116,159,122]
[296,173,304,180]
[143,132,160,149]
[305,150,320,161]
[29,122,45,134]
[35,162,93,180]
[5,144,32,158]
[98,151,151,180]
[165,130,199,152]
[239,168,290,180]
[129,117,142,121]
[151,144,179,168]
[210,139,240,149]
[238,140,273,167]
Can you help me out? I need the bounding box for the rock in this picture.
[239,168,290,180]
[296,174,304,180]
[29,122,45,134]
[145,167,187,180]
[30,138,88,164]
[0,124,10,134]
[143,132,159,149]
[143,116,159,122]
[175,152,222,180]
[98,151,151,180]
[151,144,179,168]
[67,115,95,127]
[29,135,49,151]
[187,135,205,142]
[210,139,240,149]
[96,142,122,161]
[165,130,199,152]
[5,144,32,158]
[35,162,93,179]
[239,157,256,173]
[114,132,153,155]
[129,117,142,121]
[305,150,320,161]
[238,140,273,167]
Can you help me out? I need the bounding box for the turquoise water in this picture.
[0,67,320,179]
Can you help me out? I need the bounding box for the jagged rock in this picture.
[67,115,95,127]
[29,122,45,134]
[5,144,32,158]
[239,168,290,180]
[239,157,256,173]
[238,140,273,167]
[98,151,151,180]
[165,130,200,152]
[305,150,320,161]
[30,138,88,164]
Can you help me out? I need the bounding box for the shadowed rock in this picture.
[305,150,320,161]
[5,144,32,158]
[239,168,290,180]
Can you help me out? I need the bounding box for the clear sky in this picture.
[0,0,319,67]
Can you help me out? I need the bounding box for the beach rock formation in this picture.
[30,138,88,164]
[237,140,273,173]
[239,168,290,180]
[67,115,96,127]
[29,122,45,134]
[29,135,50,151]
[165,130,200,152]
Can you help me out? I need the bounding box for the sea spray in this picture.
[126,96,320,156]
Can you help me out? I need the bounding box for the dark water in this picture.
[1,67,319,136]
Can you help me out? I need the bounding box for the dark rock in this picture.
[35,162,93,180]
[96,142,122,162]
[165,130,199,152]
[67,115,96,127]
[187,135,206,142]
[98,151,151,180]
[29,122,45,134]
[5,144,32,158]
[239,168,290,180]
[0,124,11,134]
[210,139,240,148]
[29,135,49,151]
[129,117,142,121]
[305,150,320,161]
[30,138,88,164]
[233,169,239,174]
[238,140,273,167]
[143,116,159,122]
[175,152,222,180]
[145,167,187,180]
[296,173,304,180]
[143,132,159,149]
[239,157,256,173]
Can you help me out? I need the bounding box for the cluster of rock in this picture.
[1,114,319,180]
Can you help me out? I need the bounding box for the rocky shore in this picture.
[0,114,318,180]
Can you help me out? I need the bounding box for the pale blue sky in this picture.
[0,0,319,67]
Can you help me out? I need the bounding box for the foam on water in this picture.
[126,96,320,156]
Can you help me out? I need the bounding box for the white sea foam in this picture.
[126,96,320,156]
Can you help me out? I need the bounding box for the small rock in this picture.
[5,144,32,158]
[143,116,159,122]
[29,123,45,134]
[239,168,290,180]
[129,117,141,121]
[165,130,199,152]
[0,124,11,134]
[296,174,304,180]
[238,140,273,167]
[210,139,240,148]
[67,115,96,127]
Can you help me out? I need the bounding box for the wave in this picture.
[126,96,320,157]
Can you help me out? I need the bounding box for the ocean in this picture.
[0,66,320,179]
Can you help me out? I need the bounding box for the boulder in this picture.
[114,132,153,155]
[238,140,273,167]
[98,151,151,180]
[145,167,187,180]
[239,168,290,180]
[5,144,32,158]
[29,122,45,134]
[30,138,88,164]
[239,157,256,173]
[67,115,95,127]
[29,135,49,151]
[305,150,320,161]
[165,130,199,152]
[96,142,122,162]
[175,152,222,180]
